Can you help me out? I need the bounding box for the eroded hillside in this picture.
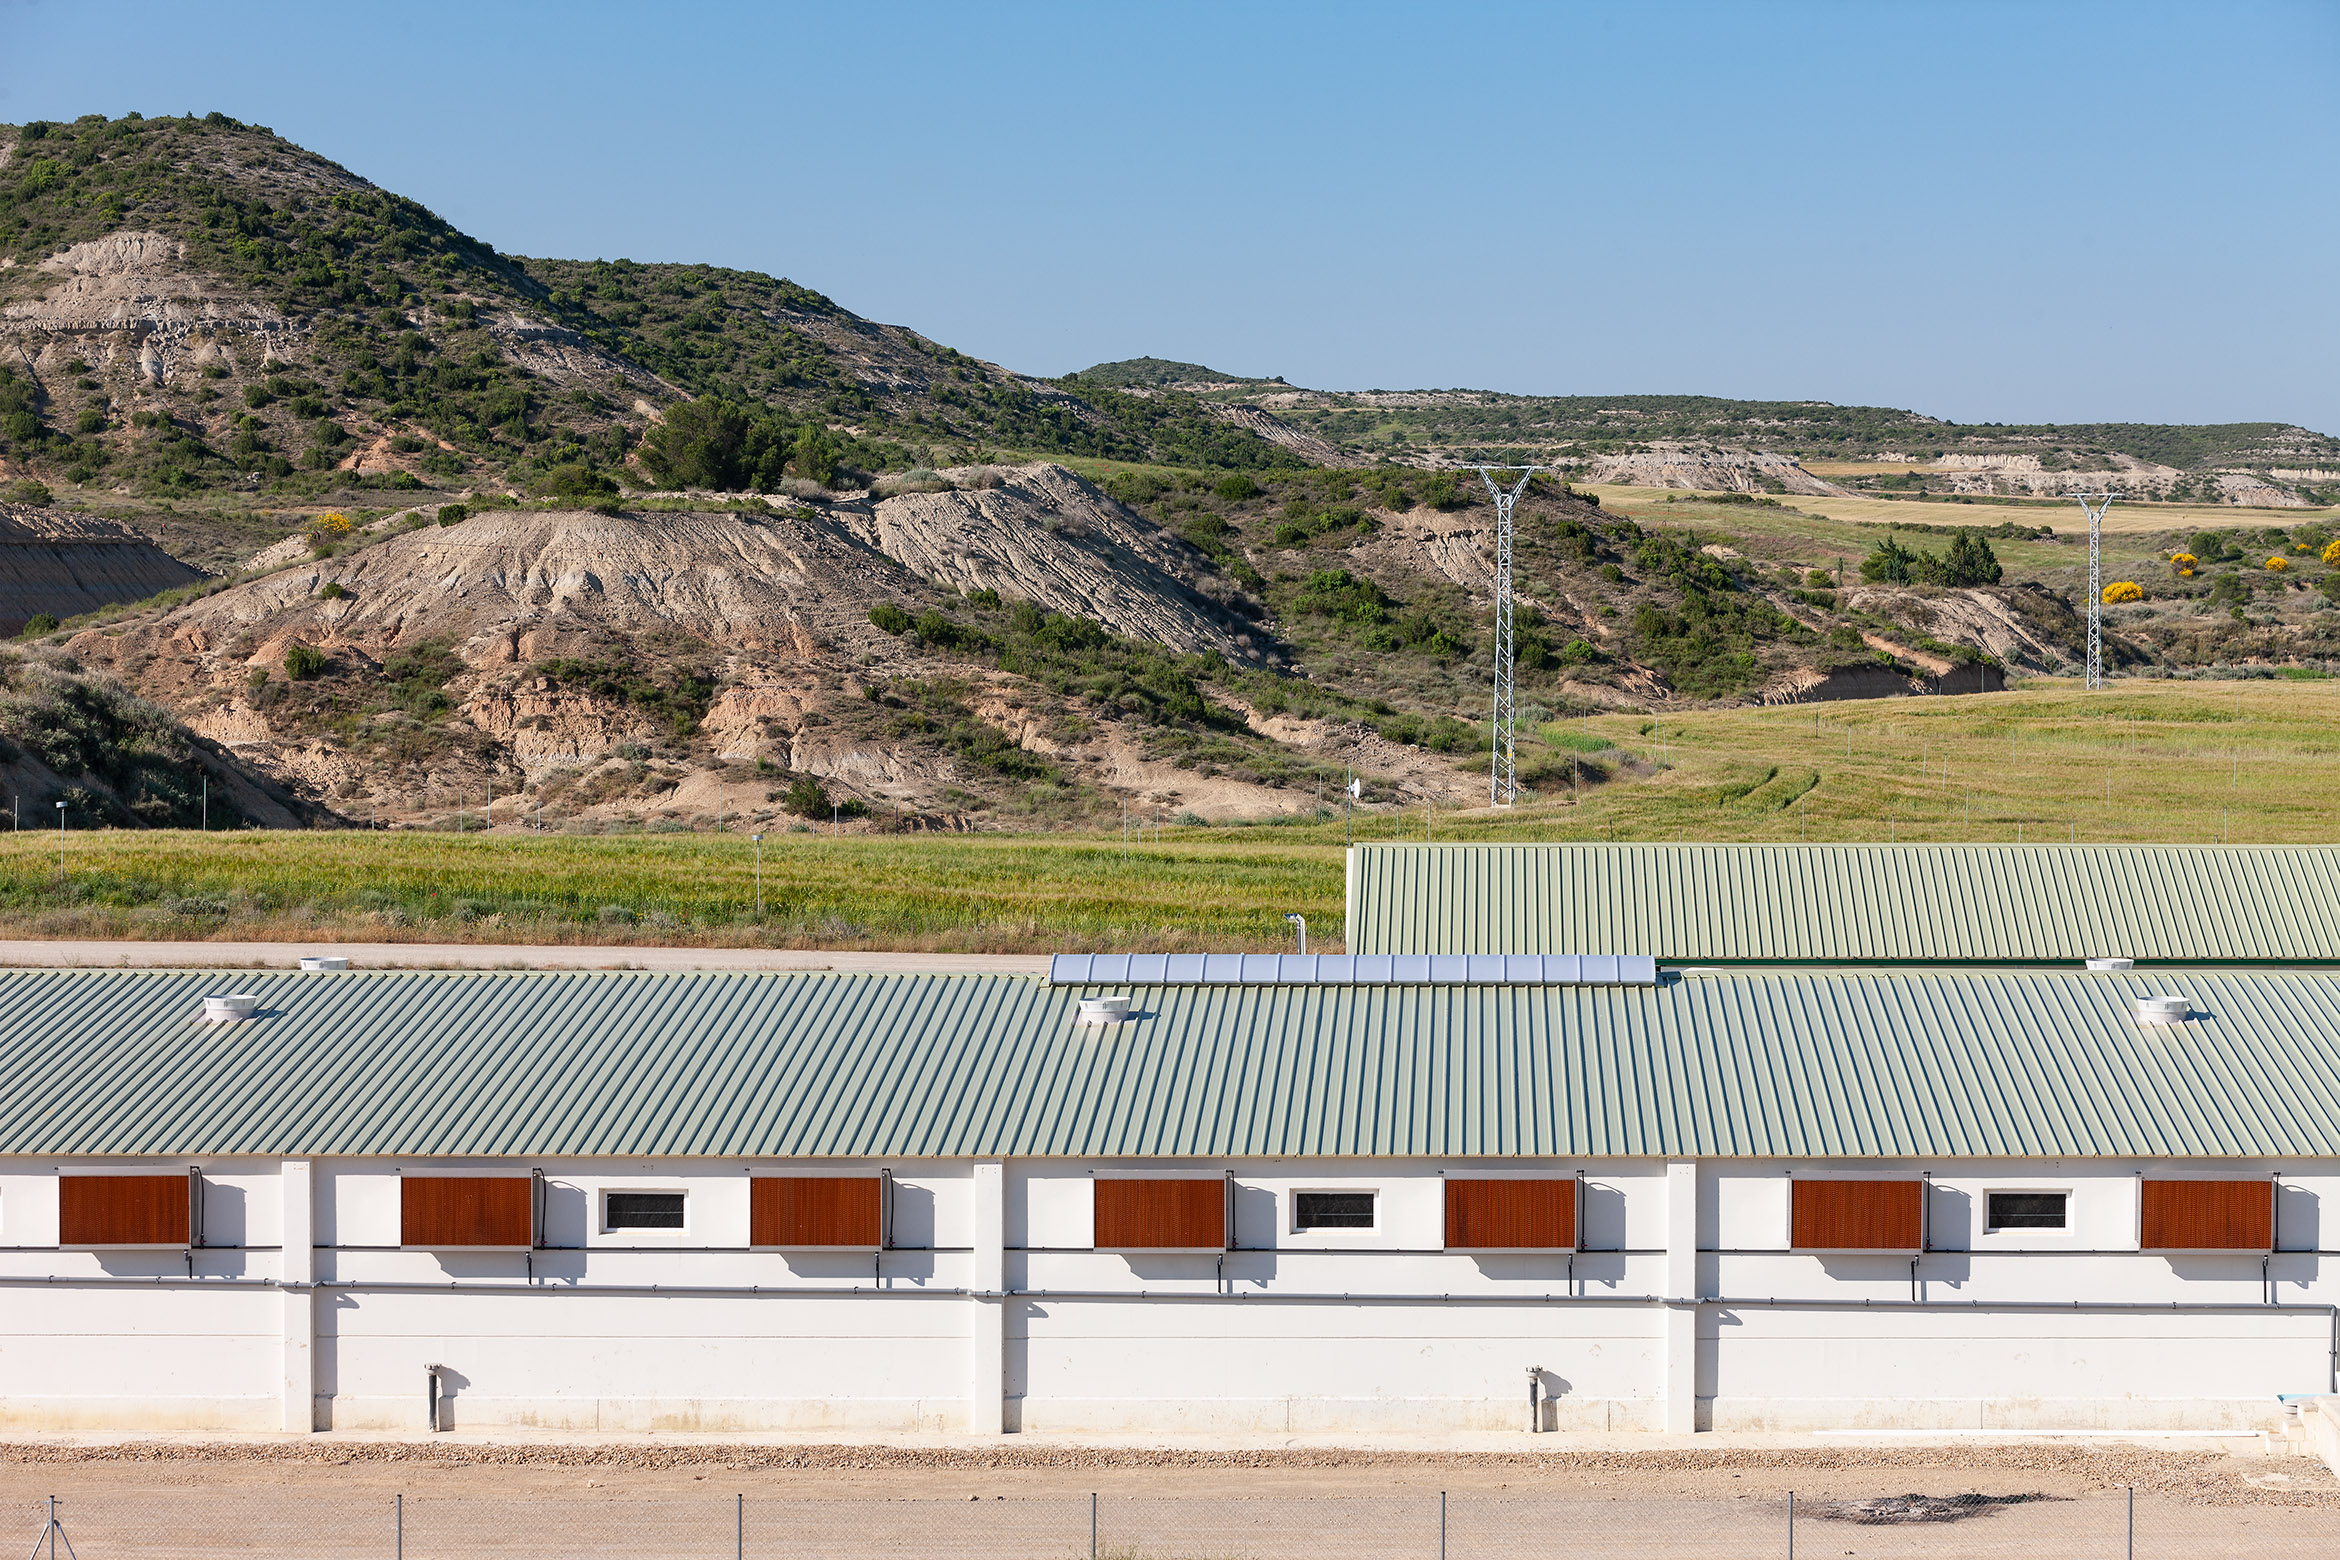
[0,113,1301,509]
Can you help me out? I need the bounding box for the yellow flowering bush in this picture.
[2266,556,2290,573]
[2169,551,2197,575]
[305,511,353,549]
[2323,538,2340,566]
[2102,581,2144,603]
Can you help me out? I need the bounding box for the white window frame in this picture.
[1980,1186,2074,1240]
[599,1186,692,1238]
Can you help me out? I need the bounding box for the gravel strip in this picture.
[1,1443,2333,1507]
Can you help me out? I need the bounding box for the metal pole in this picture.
[2125,1485,2133,1560]
[737,1492,744,1560]
[1786,1490,1794,1560]
[55,800,64,884]
[1438,1490,1447,1560]
[752,834,764,919]
[396,1493,403,1560]
[201,774,207,831]
[1090,1492,1098,1560]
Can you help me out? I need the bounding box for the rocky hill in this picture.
[1079,366,2340,508]
[0,113,1303,510]
[46,458,2133,834]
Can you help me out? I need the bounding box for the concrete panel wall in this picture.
[0,1283,282,1430]
[1012,1298,1666,1433]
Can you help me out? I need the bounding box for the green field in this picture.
[0,678,2328,950]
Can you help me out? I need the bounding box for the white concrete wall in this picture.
[0,1154,2328,1434]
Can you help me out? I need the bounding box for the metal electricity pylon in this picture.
[1475,464,1549,806]
[2068,490,2118,689]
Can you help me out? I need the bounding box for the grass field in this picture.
[0,680,2329,951]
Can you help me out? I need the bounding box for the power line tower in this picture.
[1475,465,1549,806]
[2068,490,2118,689]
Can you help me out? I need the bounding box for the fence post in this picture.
[2126,1485,2133,1560]
[1090,1492,1098,1560]
[395,1493,403,1560]
[737,1492,744,1560]
[1786,1490,1794,1560]
[1438,1491,1447,1560]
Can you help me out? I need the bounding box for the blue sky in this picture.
[5,1,2335,433]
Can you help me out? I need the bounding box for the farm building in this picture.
[2,908,2338,1436]
[1342,843,2340,963]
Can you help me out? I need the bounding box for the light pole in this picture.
[55,800,65,884]
[751,833,764,920]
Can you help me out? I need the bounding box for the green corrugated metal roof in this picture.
[1344,843,2340,963]
[4,966,2340,1159]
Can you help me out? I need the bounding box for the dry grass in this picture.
[1586,482,2340,538]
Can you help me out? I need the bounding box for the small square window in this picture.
[1295,1191,1375,1231]
[1986,1191,2067,1231]
[605,1191,686,1230]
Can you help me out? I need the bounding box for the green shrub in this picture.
[1861,535,1920,584]
[1943,531,2001,585]
[532,462,620,503]
[282,642,327,679]
[869,603,913,634]
[436,503,468,526]
[1292,569,1392,624]
[1272,504,1373,547]
[1213,473,1260,502]
[4,481,52,507]
[20,613,59,638]
[782,774,831,817]
[318,582,348,600]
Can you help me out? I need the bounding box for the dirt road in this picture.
[1,1441,2334,1560]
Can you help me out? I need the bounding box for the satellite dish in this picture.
[1347,778,1363,799]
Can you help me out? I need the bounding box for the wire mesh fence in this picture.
[8,1490,2340,1559]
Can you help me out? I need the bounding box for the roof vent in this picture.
[2085,957,2134,972]
[298,955,350,972]
[201,994,260,1024]
[1075,995,1132,1026]
[2133,994,2191,1026]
